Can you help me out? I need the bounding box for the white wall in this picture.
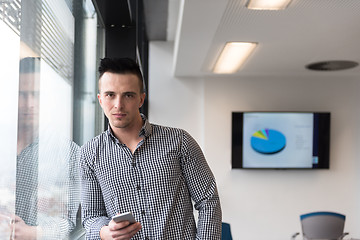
[149,41,360,240]
[148,41,205,145]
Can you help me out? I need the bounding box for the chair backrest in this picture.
[300,211,346,240]
[221,222,233,240]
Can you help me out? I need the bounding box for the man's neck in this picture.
[111,115,144,153]
[17,127,38,155]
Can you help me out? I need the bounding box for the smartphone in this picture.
[112,211,136,224]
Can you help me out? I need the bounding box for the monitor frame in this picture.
[231,111,331,170]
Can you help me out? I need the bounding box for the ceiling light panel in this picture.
[213,42,257,74]
[246,0,292,10]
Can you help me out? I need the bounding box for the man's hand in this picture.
[0,214,12,239]
[11,215,38,240]
[100,220,141,240]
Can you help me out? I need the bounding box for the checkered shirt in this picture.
[80,115,222,239]
[15,137,80,239]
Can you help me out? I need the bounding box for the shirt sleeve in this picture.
[39,141,81,239]
[180,130,222,239]
[79,143,111,240]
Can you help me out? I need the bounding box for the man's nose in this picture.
[114,96,122,108]
[19,92,38,108]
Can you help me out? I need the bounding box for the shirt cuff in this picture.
[85,217,111,240]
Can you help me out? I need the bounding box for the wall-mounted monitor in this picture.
[232,112,330,169]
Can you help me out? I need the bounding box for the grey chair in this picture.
[291,211,349,240]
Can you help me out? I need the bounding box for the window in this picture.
[0,0,100,238]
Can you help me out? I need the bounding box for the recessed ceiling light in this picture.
[246,0,292,10]
[306,60,359,71]
[213,42,257,74]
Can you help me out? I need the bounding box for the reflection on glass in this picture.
[0,0,98,238]
[11,57,81,239]
[1,0,83,238]
[14,57,41,238]
[0,17,19,240]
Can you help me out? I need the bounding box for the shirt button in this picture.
[136,185,141,190]
[141,210,146,215]
[145,237,149,240]
[132,162,136,167]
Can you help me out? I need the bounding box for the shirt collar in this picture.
[106,113,152,142]
[139,113,152,138]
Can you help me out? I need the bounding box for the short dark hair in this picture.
[98,57,145,93]
[20,57,41,73]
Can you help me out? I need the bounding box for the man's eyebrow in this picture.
[123,91,136,94]
[101,91,137,95]
[102,91,115,94]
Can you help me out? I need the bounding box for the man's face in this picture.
[18,73,40,129]
[97,72,145,130]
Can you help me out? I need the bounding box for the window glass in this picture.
[0,13,20,240]
[73,0,99,145]
[0,0,98,239]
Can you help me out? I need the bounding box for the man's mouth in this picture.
[113,113,126,118]
[20,112,37,117]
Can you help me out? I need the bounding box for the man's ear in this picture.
[139,92,146,108]
[97,93,102,106]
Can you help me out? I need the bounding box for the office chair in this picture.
[222,222,233,240]
[291,211,349,240]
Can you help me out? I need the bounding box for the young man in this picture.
[6,57,80,239]
[80,58,222,239]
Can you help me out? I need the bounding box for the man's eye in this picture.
[105,93,114,97]
[126,94,134,98]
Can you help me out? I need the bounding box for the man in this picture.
[1,57,80,239]
[80,58,222,239]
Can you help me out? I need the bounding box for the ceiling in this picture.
[145,0,360,78]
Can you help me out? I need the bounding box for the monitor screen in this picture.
[231,112,330,169]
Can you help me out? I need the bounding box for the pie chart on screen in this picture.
[251,128,286,154]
